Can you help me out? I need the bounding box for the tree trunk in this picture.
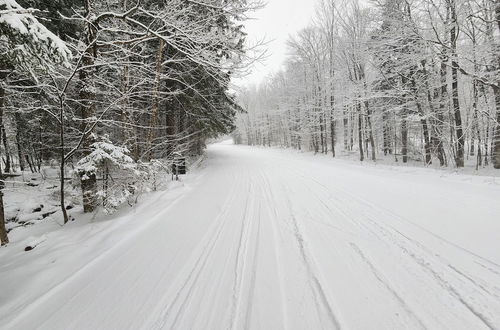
[147,38,165,160]
[422,60,445,166]
[364,101,376,161]
[0,76,9,245]
[0,177,7,245]
[14,114,25,171]
[319,113,325,153]
[420,118,432,165]
[493,87,500,168]
[410,78,432,165]
[473,81,483,168]
[470,28,482,168]
[492,2,500,168]
[329,68,336,157]
[400,76,409,163]
[59,108,69,223]
[449,0,464,167]
[1,125,11,173]
[343,105,349,151]
[165,105,177,157]
[79,0,98,213]
[383,112,391,155]
[330,112,335,157]
[120,0,134,155]
[357,103,364,161]
[25,155,34,173]
[401,118,408,163]
[433,56,449,166]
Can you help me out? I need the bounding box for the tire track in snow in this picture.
[229,180,255,330]
[153,173,241,329]
[294,166,500,289]
[243,200,262,330]
[284,168,423,327]
[447,264,500,299]
[258,171,290,329]
[475,261,500,276]
[347,188,500,270]
[322,185,499,329]
[282,164,500,329]
[278,179,342,330]
[308,166,500,271]
[349,242,427,329]
[327,190,500,329]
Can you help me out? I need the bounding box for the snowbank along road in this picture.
[3,141,500,329]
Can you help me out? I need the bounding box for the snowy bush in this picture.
[74,137,174,214]
[75,137,144,214]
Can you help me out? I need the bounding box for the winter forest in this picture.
[0,0,260,245]
[1,0,500,329]
[235,0,500,170]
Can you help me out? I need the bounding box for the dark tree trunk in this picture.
[382,111,393,155]
[473,82,483,169]
[319,112,325,153]
[343,106,349,151]
[0,180,7,245]
[364,100,376,161]
[330,114,335,157]
[1,125,11,173]
[400,76,409,163]
[59,97,69,224]
[492,2,500,168]
[436,58,449,166]
[15,114,25,171]
[493,87,500,168]
[421,118,432,165]
[0,76,9,245]
[25,155,34,173]
[330,80,335,157]
[410,78,432,165]
[450,1,465,167]
[422,60,445,166]
[357,103,364,161]
[78,0,98,213]
[401,118,408,163]
[165,105,177,157]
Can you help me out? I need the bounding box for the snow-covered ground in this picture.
[1,140,500,329]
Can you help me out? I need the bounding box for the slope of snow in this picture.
[1,141,500,329]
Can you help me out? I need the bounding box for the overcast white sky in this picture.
[233,0,318,88]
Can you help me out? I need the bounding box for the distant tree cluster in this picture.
[0,0,260,245]
[235,0,500,171]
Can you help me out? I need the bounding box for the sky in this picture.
[232,0,318,88]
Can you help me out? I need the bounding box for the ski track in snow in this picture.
[277,161,500,329]
[2,142,500,330]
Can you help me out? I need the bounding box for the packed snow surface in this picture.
[2,141,500,329]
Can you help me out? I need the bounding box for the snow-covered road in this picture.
[4,142,500,329]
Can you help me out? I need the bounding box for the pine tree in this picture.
[0,0,70,244]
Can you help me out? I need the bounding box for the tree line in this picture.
[0,0,260,245]
[234,0,500,171]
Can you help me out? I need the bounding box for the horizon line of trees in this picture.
[234,0,500,170]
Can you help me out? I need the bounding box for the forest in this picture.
[0,0,258,245]
[1,1,500,327]
[234,0,500,171]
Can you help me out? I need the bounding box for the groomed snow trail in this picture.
[5,142,500,329]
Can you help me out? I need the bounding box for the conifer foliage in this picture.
[0,0,260,245]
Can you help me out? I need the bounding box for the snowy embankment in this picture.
[0,166,201,326]
[1,140,500,329]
